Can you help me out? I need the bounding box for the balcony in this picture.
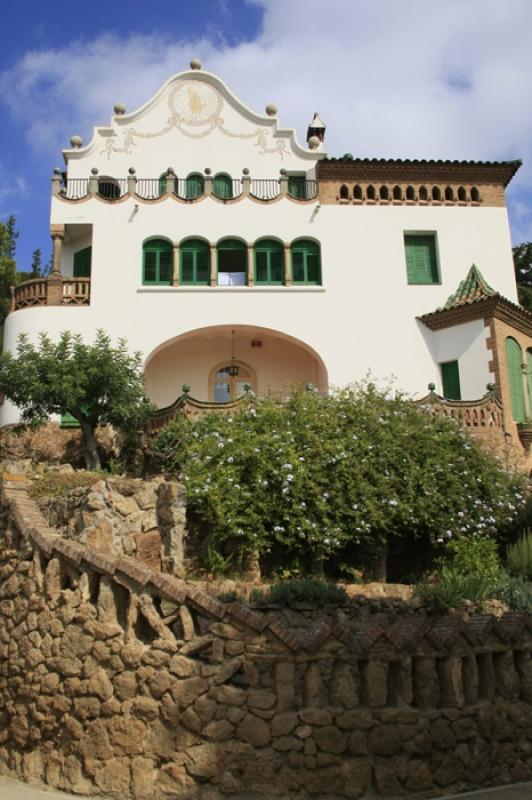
[53,170,318,204]
[10,276,90,313]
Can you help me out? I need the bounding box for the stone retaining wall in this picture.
[1,473,532,799]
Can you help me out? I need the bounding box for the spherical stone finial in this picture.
[428,382,436,392]
[204,167,211,175]
[166,167,175,175]
[343,152,354,160]
[70,135,83,149]
[308,135,321,150]
[242,167,250,175]
[280,168,287,175]
[265,103,277,117]
[53,167,62,176]
[91,167,99,175]
[190,58,202,70]
[128,167,136,175]
[114,102,126,115]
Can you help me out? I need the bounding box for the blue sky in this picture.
[2,0,532,271]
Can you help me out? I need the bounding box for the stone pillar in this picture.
[127,168,137,196]
[493,650,520,701]
[438,656,464,708]
[522,363,531,419]
[413,657,440,708]
[50,226,65,276]
[210,244,217,287]
[279,169,288,197]
[165,169,176,196]
[88,168,99,196]
[462,655,479,705]
[477,653,495,701]
[156,481,187,577]
[361,659,388,707]
[242,169,251,197]
[284,243,292,286]
[204,171,213,196]
[247,242,254,287]
[172,243,180,286]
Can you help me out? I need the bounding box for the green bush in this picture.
[251,578,348,607]
[507,531,532,579]
[495,575,532,614]
[153,383,526,577]
[440,536,503,584]
[415,568,497,610]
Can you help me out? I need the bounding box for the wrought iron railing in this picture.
[251,179,280,200]
[136,179,164,200]
[61,178,89,200]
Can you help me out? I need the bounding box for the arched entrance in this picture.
[211,361,256,402]
[144,325,328,408]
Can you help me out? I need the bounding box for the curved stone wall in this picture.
[1,473,532,799]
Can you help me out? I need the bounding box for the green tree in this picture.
[30,248,43,278]
[513,242,532,311]
[154,384,525,580]
[0,330,154,470]
[0,215,19,347]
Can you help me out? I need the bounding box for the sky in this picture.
[1,0,532,271]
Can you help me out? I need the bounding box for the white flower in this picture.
[282,463,293,470]
[227,456,234,463]
[388,499,398,507]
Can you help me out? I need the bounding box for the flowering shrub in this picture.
[153,384,526,578]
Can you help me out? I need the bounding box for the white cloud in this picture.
[0,161,28,215]
[2,0,532,241]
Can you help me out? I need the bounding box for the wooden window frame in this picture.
[254,239,284,285]
[180,239,210,285]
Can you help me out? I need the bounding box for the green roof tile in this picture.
[439,264,497,310]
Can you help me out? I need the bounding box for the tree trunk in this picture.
[371,540,388,582]
[79,420,101,471]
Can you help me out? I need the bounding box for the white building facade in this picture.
[3,61,530,451]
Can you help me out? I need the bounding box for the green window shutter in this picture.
[143,240,172,284]
[291,240,321,285]
[441,361,461,400]
[159,249,173,284]
[73,247,92,278]
[214,174,232,199]
[404,235,438,284]
[527,350,532,416]
[181,250,195,283]
[180,240,210,284]
[255,250,269,283]
[270,249,283,283]
[506,338,525,422]
[186,174,204,199]
[288,176,305,199]
[159,175,167,196]
[143,251,157,283]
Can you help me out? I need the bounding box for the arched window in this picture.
[406,185,415,201]
[458,186,467,202]
[143,239,173,285]
[185,173,204,200]
[432,186,441,201]
[366,184,376,200]
[98,177,121,200]
[217,238,247,285]
[213,173,233,200]
[471,186,480,202]
[393,185,402,200]
[291,240,321,285]
[288,175,307,199]
[379,185,389,200]
[353,185,363,200]
[506,337,525,422]
[419,185,428,201]
[180,238,210,285]
[339,184,349,200]
[254,239,284,285]
[445,186,454,201]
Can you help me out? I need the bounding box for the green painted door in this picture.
[73,247,92,278]
[506,338,525,422]
[441,360,461,400]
